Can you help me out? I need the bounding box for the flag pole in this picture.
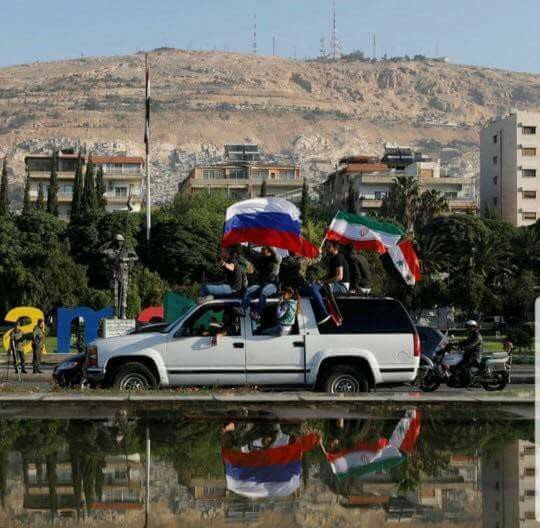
[145,54,151,242]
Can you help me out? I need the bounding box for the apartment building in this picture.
[178,144,303,200]
[480,110,540,226]
[25,150,144,220]
[482,440,538,528]
[321,148,477,215]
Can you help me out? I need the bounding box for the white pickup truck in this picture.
[86,296,420,393]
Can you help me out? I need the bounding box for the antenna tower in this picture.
[330,0,341,60]
[252,14,257,55]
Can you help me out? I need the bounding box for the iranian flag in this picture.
[326,439,405,479]
[386,240,422,286]
[326,211,404,254]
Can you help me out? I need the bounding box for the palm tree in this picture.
[380,175,420,233]
[415,189,449,233]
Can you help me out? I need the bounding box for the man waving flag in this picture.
[222,197,319,258]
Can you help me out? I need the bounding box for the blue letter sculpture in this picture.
[57,306,114,353]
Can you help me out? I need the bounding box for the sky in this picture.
[1,0,539,73]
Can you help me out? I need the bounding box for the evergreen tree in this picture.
[95,165,107,211]
[347,181,356,214]
[0,157,9,217]
[300,180,310,221]
[22,166,32,214]
[81,157,96,214]
[260,179,267,197]
[70,152,84,221]
[36,183,45,210]
[47,149,59,216]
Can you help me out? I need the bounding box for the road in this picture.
[0,365,535,394]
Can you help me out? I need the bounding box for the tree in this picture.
[300,180,310,221]
[36,183,45,210]
[380,175,420,233]
[260,179,267,197]
[414,189,448,233]
[0,157,9,217]
[22,166,32,215]
[346,181,356,214]
[95,165,107,211]
[47,149,59,216]
[70,152,84,221]
[81,157,97,214]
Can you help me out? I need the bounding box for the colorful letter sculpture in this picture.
[164,292,195,323]
[137,306,164,324]
[2,306,45,354]
[56,306,113,354]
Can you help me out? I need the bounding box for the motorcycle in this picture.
[417,335,510,392]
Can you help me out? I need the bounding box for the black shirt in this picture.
[327,253,350,284]
[225,259,244,292]
[348,254,372,290]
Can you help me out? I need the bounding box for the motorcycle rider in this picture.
[455,320,483,382]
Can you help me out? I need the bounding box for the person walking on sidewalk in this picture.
[9,321,27,374]
[32,319,46,374]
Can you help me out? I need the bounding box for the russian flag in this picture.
[222,198,319,259]
[222,433,318,498]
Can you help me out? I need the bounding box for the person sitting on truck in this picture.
[262,286,298,336]
[344,244,372,295]
[198,246,245,302]
[309,241,350,325]
[240,246,282,320]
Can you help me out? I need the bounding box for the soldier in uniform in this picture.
[31,319,46,374]
[100,234,138,319]
[9,321,27,374]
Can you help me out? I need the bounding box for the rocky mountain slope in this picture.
[1,48,539,203]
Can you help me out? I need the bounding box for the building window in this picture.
[279,170,295,180]
[522,126,537,135]
[522,147,537,156]
[524,467,535,476]
[374,191,387,200]
[493,197,498,206]
[493,155,498,165]
[523,190,537,199]
[525,512,536,520]
[229,168,247,179]
[115,187,128,197]
[525,490,535,497]
[522,169,536,178]
[253,170,268,179]
[524,446,536,455]
[203,169,225,180]
[123,163,140,172]
[493,176,498,185]
[62,184,73,194]
[523,212,537,221]
[493,134,498,144]
[444,191,458,199]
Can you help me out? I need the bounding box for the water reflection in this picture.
[0,409,534,527]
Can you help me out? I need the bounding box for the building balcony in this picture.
[103,172,144,181]
[358,198,383,208]
[29,171,77,181]
[105,194,142,204]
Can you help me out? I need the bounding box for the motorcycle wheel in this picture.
[481,372,508,392]
[419,371,441,392]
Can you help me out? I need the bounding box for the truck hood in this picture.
[92,332,167,354]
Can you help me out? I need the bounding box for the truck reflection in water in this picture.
[0,408,534,527]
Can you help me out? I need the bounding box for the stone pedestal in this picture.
[103,318,136,338]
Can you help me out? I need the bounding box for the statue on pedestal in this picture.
[100,234,138,319]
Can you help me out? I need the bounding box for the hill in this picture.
[1,48,539,203]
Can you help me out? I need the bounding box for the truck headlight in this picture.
[86,345,98,367]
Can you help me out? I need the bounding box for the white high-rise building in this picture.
[480,110,540,226]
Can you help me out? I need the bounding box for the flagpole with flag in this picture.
[144,54,151,242]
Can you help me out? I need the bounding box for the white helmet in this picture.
[465,320,478,328]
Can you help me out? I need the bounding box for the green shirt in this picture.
[277,299,297,327]
[33,326,45,350]
[10,330,25,353]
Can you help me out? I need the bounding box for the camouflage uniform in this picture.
[9,328,26,374]
[32,325,45,373]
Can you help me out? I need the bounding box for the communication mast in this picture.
[330,0,341,60]
[320,35,327,58]
[252,14,257,55]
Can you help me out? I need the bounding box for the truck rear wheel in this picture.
[322,365,369,394]
[113,362,157,391]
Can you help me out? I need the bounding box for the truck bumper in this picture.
[86,367,106,384]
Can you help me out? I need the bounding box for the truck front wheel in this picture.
[113,362,157,391]
[322,365,369,394]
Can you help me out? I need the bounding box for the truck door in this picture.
[245,301,306,386]
[165,302,246,386]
